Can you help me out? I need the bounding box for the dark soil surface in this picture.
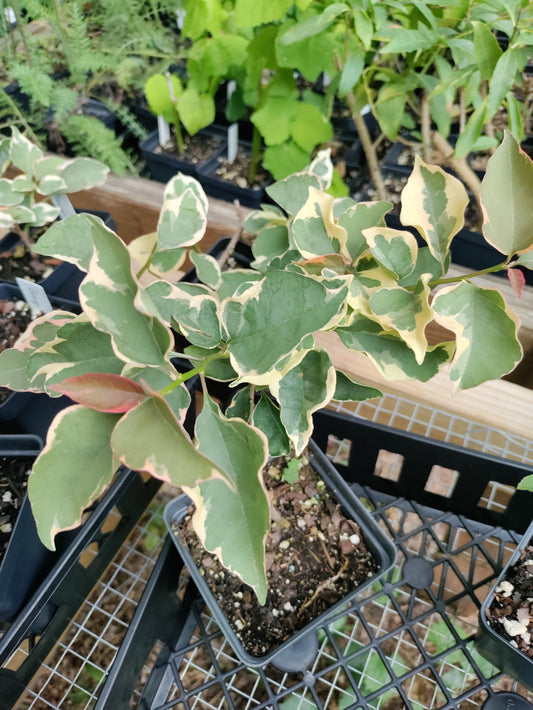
[157,132,224,165]
[0,297,34,405]
[0,238,59,283]
[486,539,533,660]
[210,146,270,191]
[0,456,31,564]
[177,453,378,658]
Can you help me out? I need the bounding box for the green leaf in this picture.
[481,130,533,256]
[252,392,291,456]
[333,370,382,402]
[290,103,333,153]
[263,142,311,180]
[33,155,64,182]
[432,281,522,389]
[292,187,346,258]
[505,92,525,143]
[338,51,365,97]
[226,385,252,421]
[144,73,182,123]
[37,175,67,195]
[29,202,61,227]
[337,316,453,382]
[223,270,347,380]
[517,474,533,491]
[271,349,335,454]
[380,27,437,54]
[487,50,521,118]
[473,22,503,80]
[277,4,349,43]
[234,0,293,27]
[374,87,407,141]
[177,88,215,135]
[193,395,270,602]
[189,251,221,288]
[49,373,146,412]
[251,97,292,146]
[283,458,300,484]
[400,156,468,268]
[363,226,418,280]
[12,174,35,192]
[454,100,488,159]
[275,17,338,81]
[0,178,25,206]
[252,225,291,268]
[29,406,120,549]
[9,126,43,174]
[112,394,227,486]
[182,0,226,40]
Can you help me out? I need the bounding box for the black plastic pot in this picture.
[476,520,533,692]
[0,435,49,622]
[140,128,228,183]
[95,408,533,709]
[164,439,396,668]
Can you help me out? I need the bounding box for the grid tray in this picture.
[94,409,533,709]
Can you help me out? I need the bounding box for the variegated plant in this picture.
[0,130,532,602]
[0,127,110,239]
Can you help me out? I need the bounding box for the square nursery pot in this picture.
[476,519,533,691]
[163,439,396,669]
[139,128,228,183]
[0,434,57,622]
[195,143,270,209]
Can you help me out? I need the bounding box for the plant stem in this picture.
[11,3,32,68]
[248,123,262,185]
[428,261,510,287]
[159,350,226,396]
[135,235,157,279]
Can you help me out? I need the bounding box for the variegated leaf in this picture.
[49,373,146,412]
[251,224,290,269]
[111,394,228,486]
[481,130,533,255]
[432,281,522,389]
[59,158,109,193]
[184,344,237,381]
[30,202,61,227]
[251,393,291,457]
[291,187,347,258]
[337,315,453,381]
[270,349,335,455]
[364,226,418,281]
[157,188,207,251]
[80,227,172,367]
[128,232,187,279]
[308,148,334,189]
[334,371,382,402]
[10,126,43,174]
[223,270,347,379]
[190,251,222,288]
[190,395,270,602]
[0,178,25,206]
[27,317,124,390]
[226,385,252,421]
[142,281,222,349]
[400,156,468,267]
[29,405,120,549]
[338,202,392,262]
[265,171,322,215]
[163,173,209,213]
[368,276,433,364]
[217,269,263,300]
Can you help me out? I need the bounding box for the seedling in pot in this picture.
[0,131,532,611]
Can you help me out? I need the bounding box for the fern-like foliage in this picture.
[58,113,136,175]
[107,100,149,142]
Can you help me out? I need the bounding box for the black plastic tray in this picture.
[95,409,533,709]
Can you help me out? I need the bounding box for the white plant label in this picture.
[51,194,76,219]
[16,278,53,315]
[227,80,238,164]
[158,116,171,146]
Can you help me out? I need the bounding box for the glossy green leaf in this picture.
[339,52,365,97]
[432,281,522,389]
[177,88,215,135]
[481,130,533,255]
[487,50,522,118]
[271,349,335,454]
[473,21,502,80]
[192,395,270,602]
[29,405,120,549]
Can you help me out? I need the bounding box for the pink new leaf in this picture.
[507,267,526,299]
[49,373,146,412]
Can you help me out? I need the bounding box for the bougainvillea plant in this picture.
[0,130,532,602]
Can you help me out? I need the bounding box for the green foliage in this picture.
[1,140,532,598]
[58,115,134,175]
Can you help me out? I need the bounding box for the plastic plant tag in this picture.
[227,80,238,164]
[157,116,171,147]
[16,278,53,315]
[51,194,77,219]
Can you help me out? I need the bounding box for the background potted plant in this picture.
[0,130,531,662]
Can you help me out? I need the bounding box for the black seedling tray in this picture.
[95,409,533,709]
